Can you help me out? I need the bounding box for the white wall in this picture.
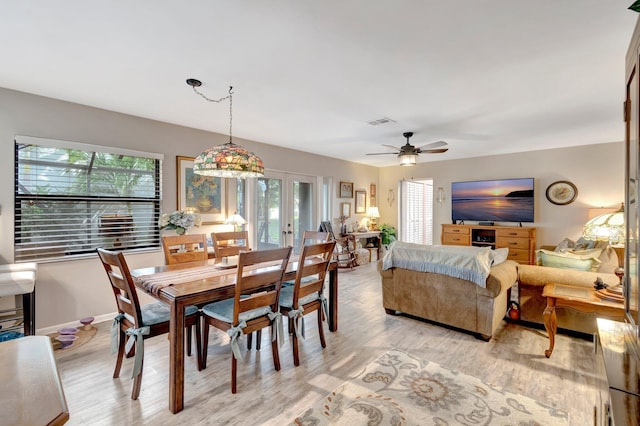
[378,142,624,247]
[0,87,378,330]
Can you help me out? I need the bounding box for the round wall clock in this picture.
[545,180,578,205]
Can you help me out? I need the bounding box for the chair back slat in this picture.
[162,234,208,265]
[97,248,143,328]
[301,231,329,246]
[212,231,250,258]
[292,241,336,309]
[233,247,292,324]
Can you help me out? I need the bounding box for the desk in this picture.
[0,336,69,425]
[345,231,381,259]
[131,257,338,413]
[542,283,625,358]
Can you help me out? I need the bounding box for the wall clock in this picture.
[545,180,578,205]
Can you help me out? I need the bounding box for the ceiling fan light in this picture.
[399,153,416,166]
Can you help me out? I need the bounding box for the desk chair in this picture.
[97,248,202,400]
[279,241,336,366]
[161,234,208,265]
[200,247,292,393]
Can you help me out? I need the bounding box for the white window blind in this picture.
[14,136,163,262]
[401,179,433,245]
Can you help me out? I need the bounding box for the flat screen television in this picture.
[451,178,535,223]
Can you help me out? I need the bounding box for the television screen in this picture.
[451,178,534,223]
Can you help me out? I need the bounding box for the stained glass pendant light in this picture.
[187,79,264,178]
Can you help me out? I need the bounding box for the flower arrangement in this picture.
[158,210,201,235]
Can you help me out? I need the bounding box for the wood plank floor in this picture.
[54,262,600,425]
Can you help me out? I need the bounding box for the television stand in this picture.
[441,224,536,265]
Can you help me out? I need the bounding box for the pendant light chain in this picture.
[190,85,234,145]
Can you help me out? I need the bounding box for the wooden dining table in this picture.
[131,255,338,414]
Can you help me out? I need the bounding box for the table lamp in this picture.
[226,212,247,232]
[367,206,380,231]
[583,203,624,245]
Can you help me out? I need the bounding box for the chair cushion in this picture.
[140,302,198,326]
[202,299,272,323]
[279,285,320,309]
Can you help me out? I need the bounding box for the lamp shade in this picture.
[367,206,380,218]
[399,153,416,166]
[583,205,625,244]
[226,212,247,226]
[194,142,264,178]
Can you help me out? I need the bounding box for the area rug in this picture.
[292,349,568,425]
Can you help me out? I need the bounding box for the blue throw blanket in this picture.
[381,241,493,288]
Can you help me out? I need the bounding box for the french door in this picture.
[255,172,317,253]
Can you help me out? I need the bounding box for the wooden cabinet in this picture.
[441,224,536,265]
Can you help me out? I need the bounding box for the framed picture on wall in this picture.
[355,190,366,214]
[339,181,354,198]
[341,202,351,218]
[177,156,226,224]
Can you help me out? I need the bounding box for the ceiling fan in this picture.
[367,132,448,166]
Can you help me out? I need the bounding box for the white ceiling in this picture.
[1,1,637,167]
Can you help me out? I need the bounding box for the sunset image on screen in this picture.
[451,178,534,223]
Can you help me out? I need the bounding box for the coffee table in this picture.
[542,283,625,358]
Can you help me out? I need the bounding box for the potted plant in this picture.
[378,224,397,249]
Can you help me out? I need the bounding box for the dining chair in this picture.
[96,248,203,400]
[211,231,250,259]
[279,240,336,366]
[161,233,208,265]
[200,246,293,393]
[301,230,329,246]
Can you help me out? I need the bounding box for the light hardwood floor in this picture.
[54,262,599,425]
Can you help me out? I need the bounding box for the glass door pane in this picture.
[256,176,283,250]
[289,175,315,254]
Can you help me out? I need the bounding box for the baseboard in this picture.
[36,312,115,336]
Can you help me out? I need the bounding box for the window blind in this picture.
[14,136,163,262]
[401,179,433,245]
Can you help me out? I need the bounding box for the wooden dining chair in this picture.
[161,233,208,265]
[200,246,293,393]
[211,231,250,259]
[301,230,329,246]
[279,240,336,366]
[96,248,202,400]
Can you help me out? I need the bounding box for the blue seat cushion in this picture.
[279,285,320,309]
[202,298,272,324]
[140,302,198,327]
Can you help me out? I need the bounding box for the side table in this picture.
[542,283,625,358]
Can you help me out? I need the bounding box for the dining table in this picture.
[131,255,338,414]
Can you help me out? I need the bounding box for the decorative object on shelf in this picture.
[79,317,94,331]
[355,190,366,214]
[583,203,624,244]
[436,186,446,205]
[366,131,449,166]
[226,211,247,232]
[339,181,354,198]
[545,180,578,205]
[367,206,380,230]
[177,156,226,223]
[158,210,201,235]
[186,80,264,178]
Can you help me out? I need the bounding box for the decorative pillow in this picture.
[554,238,575,253]
[537,249,602,272]
[491,248,509,266]
[597,246,619,274]
[573,237,596,251]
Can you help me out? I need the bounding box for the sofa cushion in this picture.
[517,264,618,288]
[537,248,602,272]
[596,246,619,274]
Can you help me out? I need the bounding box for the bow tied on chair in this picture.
[110,313,126,355]
[267,309,284,347]
[125,326,150,378]
[227,320,247,360]
[287,306,306,340]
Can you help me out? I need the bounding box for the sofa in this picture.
[377,243,519,340]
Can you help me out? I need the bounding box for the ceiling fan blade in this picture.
[366,152,399,156]
[382,144,401,151]
[422,148,449,154]
[417,141,448,150]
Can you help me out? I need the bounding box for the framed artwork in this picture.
[355,190,366,214]
[177,156,226,224]
[370,196,377,207]
[370,184,376,197]
[341,202,351,218]
[339,181,354,198]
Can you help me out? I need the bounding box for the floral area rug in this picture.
[292,349,568,425]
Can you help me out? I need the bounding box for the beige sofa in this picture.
[378,260,518,340]
[517,265,622,334]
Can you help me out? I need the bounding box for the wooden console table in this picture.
[0,336,69,425]
[345,231,381,259]
[542,283,625,358]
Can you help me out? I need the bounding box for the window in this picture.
[15,136,163,262]
[400,179,434,245]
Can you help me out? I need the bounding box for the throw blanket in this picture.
[381,241,492,288]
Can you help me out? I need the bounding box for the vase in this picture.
[196,195,213,212]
